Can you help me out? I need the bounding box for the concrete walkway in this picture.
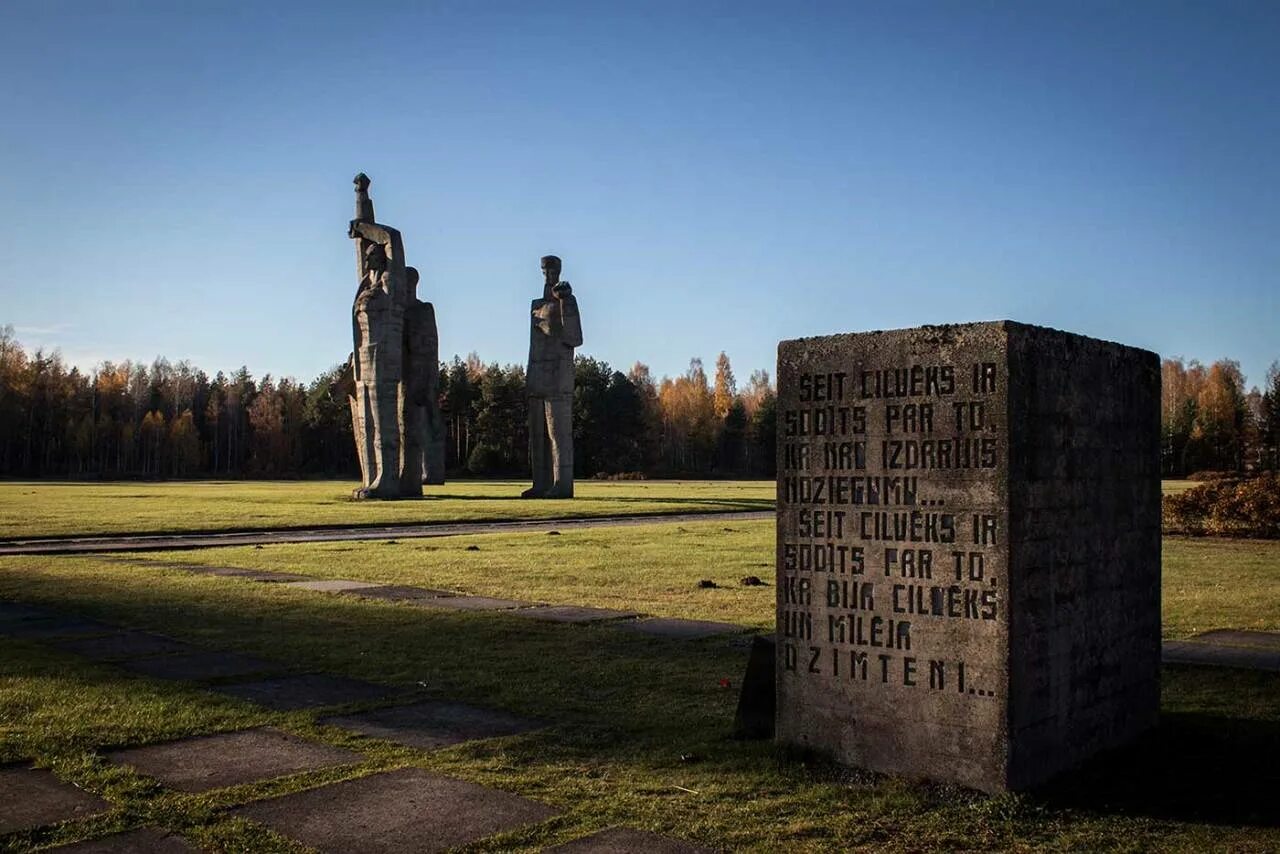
[0,510,773,556]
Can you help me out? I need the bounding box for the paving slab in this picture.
[547,827,713,853]
[282,579,383,593]
[117,650,281,682]
[0,601,57,623]
[409,595,534,611]
[179,566,311,582]
[49,827,197,852]
[1190,629,1280,652]
[232,767,558,853]
[341,585,458,602]
[52,631,198,662]
[322,700,541,749]
[0,510,772,555]
[508,605,639,624]
[105,727,362,792]
[211,673,400,710]
[618,617,746,640]
[0,617,116,640]
[0,765,110,833]
[1162,640,1280,672]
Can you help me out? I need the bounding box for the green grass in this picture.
[0,480,774,540]
[2,523,1278,851]
[0,479,1197,541]
[1162,537,1280,638]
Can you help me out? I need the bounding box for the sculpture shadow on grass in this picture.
[1038,706,1280,828]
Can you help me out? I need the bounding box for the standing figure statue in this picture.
[523,255,582,499]
[347,173,444,498]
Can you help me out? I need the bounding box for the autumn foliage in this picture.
[1163,474,1280,538]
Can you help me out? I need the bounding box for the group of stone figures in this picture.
[343,174,582,500]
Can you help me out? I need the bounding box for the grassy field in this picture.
[1,521,1277,851]
[0,480,774,540]
[0,479,1199,541]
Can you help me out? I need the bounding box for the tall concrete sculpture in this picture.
[523,255,582,499]
[347,173,444,499]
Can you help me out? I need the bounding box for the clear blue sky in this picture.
[2,1,1277,389]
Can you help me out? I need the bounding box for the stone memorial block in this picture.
[775,321,1161,792]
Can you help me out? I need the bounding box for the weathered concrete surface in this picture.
[346,174,445,499]
[342,585,458,602]
[546,827,713,853]
[775,321,1160,792]
[1162,640,1280,672]
[0,765,109,832]
[48,827,196,852]
[524,255,583,499]
[0,510,772,555]
[408,595,536,612]
[233,767,559,853]
[322,700,541,749]
[52,631,197,662]
[212,674,400,710]
[282,579,381,593]
[105,728,361,792]
[508,605,638,624]
[1189,629,1280,651]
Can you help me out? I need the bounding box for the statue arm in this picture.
[349,221,395,245]
[557,293,583,349]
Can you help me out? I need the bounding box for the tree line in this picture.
[0,326,777,480]
[1161,357,1280,476]
[5,323,1277,481]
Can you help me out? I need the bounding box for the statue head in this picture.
[541,255,562,289]
[364,242,388,274]
[354,173,370,192]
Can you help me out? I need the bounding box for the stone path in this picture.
[1162,629,1280,672]
[49,827,197,852]
[0,510,773,555]
[0,600,687,852]
[231,767,560,854]
[9,590,1275,851]
[105,728,362,793]
[0,766,109,833]
[321,700,543,750]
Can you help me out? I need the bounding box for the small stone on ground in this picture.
[409,595,533,611]
[106,727,362,792]
[52,631,197,661]
[212,673,399,710]
[282,579,383,593]
[118,651,281,681]
[546,827,712,853]
[0,765,110,833]
[232,767,558,854]
[618,618,745,640]
[509,605,639,624]
[322,700,541,749]
[49,827,197,852]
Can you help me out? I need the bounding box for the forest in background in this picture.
[0,326,775,480]
[2,324,1277,481]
